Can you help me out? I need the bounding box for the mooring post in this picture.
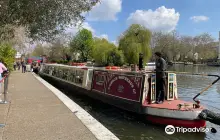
[0,75,9,104]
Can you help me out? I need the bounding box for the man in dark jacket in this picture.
[154,52,167,104]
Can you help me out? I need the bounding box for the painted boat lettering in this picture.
[106,74,142,101]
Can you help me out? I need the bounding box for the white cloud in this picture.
[97,34,109,40]
[190,16,209,22]
[65,22,109,41]
[86,0,122,21]
[112,40,118,46]
[65,22,95,35]
[127,6,180,32]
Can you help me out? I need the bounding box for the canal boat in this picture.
[39,63,219,128]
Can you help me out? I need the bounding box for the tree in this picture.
[7,27,33,55]
[92,38,112,65]
[179,36,194,61]
[92,38,124,66]
[32,44,45,56]
[193,33,216,60]
[0,43,16,71]
[70,28,94,62]
[107,48,124,66]
[119,24,152,65]
[151,30,181,62]
[47,39,69,62]
[0,0,99,41]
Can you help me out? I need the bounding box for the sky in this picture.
[66,0,220,44]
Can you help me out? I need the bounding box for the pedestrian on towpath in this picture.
[21,60,26,73]
[154,52,167,104]
[0,60,7,94]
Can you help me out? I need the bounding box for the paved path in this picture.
[0,71,98,140]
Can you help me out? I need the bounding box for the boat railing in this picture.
[140,70,220,106]
[164,71,220,107]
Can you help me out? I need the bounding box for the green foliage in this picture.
[119,24,152,65]
[70,28,94,62]
[32,44,45,56]
[0,0,99,41]
[92,38,124,66]
[0,25,15,42]
[107,48,124,66]
[0,43,16,71]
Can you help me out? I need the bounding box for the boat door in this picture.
[150,74,156,103]
[167,73,175,100]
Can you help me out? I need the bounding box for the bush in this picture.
[0,43,16,71]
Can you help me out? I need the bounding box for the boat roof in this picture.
[146,62,155,66]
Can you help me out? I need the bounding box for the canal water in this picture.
[46,64,220,140]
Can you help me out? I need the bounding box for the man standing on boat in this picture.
[154,52,167,104]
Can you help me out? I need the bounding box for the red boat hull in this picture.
[146,115,206,128]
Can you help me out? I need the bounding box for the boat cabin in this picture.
[40,64,178,105]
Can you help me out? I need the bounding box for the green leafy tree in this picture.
[70,29,94,62]
[0,0,99,41]
[92,38,111,65]
[0,43,16,71]
[107,48,124,66]
[92,38,124,66]
[119,24,152,65]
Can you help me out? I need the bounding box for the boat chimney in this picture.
[218,31,220,59]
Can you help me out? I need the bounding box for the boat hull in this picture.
[39,72,206,128]
[146,115,206,128]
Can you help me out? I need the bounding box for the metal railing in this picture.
[0,73,9,104]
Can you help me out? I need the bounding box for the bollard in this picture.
[0,75,9,104]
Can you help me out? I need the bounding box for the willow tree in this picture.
[0,0,99,41]
[92,38,124,66]
[119,24,152,65]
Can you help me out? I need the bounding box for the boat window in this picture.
[75,70,84,85]
[96,75,104,83]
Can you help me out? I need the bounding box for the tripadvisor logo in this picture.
[165,125,210,135]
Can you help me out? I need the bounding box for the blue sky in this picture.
[68,0,220,43]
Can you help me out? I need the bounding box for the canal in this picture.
[44,64,220,140]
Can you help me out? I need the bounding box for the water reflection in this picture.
[49,64,220,140]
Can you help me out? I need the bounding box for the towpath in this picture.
[0,71,118,140]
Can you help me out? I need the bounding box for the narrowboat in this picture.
[39,63,219,128]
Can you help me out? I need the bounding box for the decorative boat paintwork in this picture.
[39,63,206,128]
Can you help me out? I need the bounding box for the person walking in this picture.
[21,60,26,73]
[154,52,167,104]
[17,61,21,70]
[13,61,16,70]
[0,60,7,94]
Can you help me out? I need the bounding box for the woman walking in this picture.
[0,60,7,94]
